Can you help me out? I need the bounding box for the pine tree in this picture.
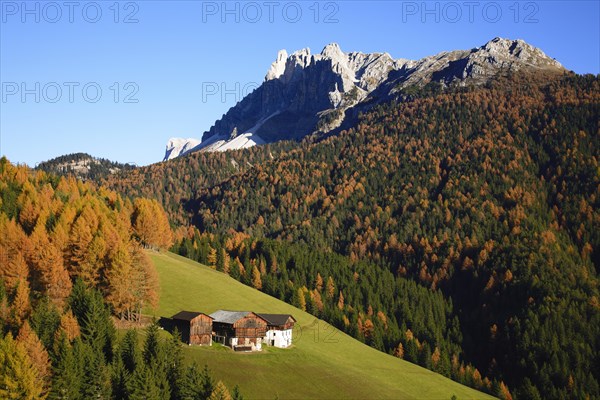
[143,321,161,365]
[181,363,214,400]
[199,364,215,399]
[165,328,185,400]
[76,339,112,399]
[50,333,82,400]
[128,365,161,400]
[110,355,130,400]
[30,298,61,351]
[77,285,116,363]
[231,385,244,400]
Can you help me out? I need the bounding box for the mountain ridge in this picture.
[164,37,564,161]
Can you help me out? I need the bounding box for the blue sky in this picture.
[1,0,598,166]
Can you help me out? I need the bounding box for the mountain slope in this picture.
[150,251,494,400]
[108,72,599,398]
[164,37,564,160]
[175,73,600,399]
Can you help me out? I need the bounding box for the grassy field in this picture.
[149,251,495,400]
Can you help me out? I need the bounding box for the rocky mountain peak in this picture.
[320,42,344,59]
[166,38,566,161]
[476,37,563,69]
[265,49,288,81]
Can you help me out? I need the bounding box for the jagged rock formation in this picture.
[164,37,563,161]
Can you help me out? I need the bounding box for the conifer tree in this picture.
[50,333,82,400]
[128,364,161,400]
[17,321,51,397]
[209,381,232,400]
[165,328,185,400]
[251,266,262,290]
[0,333,42,400]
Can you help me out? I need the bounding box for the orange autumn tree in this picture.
[132,198,173,250]
[0,159,163,325]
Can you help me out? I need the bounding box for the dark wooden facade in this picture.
[233,313,267,338]
[210,311,268,350]
[171,311,213,346]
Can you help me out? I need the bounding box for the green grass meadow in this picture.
[148,251,495,400]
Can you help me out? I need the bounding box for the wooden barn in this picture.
[257,313,296,348]
[170,311,213,346]
[210,310,267,351]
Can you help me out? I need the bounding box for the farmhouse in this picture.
[257,313,296,348]
[210,310,267,351]
[170,311,213,346]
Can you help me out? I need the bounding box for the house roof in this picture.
[171,311,213,321]
[256,313,296,326]
[209,310,259,324]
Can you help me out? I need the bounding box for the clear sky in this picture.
[1,0,598,166]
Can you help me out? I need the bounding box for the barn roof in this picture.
[256,313,296,326]
[210,310,260,324]
[171,311,213,321]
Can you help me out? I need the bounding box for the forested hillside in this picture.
[106,141,298,226]
[36,153,137,181]
[106,72,599,399]
[0,159,240,399]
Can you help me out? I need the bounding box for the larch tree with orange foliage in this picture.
[132,198,173,250]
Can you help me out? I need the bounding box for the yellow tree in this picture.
[0,216,28,290]
[105,243,135,320]
[27,227,71,308]
[315,273,323,292]
[77,234,106,287]
[0,333,42,400]
[297,288,307,311]
[132,198,172,250]
[56,310,80,342]
[326,276,335,299]
[4,253,29,292]
[208,381,232,400]
[251,266,262,290]
[207,247,217,269]
[67,207,95,276]
[131,247,159,321]
[17,322,51,397]
[10,280,31,328]
[337,291,345,310]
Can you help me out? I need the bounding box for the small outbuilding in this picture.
[170,311,213,346]
[257,313,296,348]
[210,310,268,351]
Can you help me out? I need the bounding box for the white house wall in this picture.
[265,329,293,348]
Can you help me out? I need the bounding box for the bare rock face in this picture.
[166,38,564,161]
[164,138,201,160]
